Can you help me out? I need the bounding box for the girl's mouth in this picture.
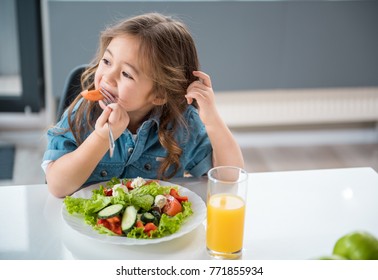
[99,87,117,104]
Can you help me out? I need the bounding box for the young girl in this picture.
[43,13,244,198]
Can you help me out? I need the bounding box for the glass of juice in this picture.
[206,166,248,259]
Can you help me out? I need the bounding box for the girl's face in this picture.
[94,35,157,120]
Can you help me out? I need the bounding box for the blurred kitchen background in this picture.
[0,0,377,186]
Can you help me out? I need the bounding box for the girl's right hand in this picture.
[95,102,129,140]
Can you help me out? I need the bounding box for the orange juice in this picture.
[206,193,246,253]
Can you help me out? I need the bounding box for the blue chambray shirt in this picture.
[42,105,213,187]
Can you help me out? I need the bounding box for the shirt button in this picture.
[128,148,134,154]
[144,163,152,171]
[100,170,108,177]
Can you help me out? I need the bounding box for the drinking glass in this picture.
[206,166,248,259]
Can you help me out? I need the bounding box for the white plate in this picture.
[61,180,206,245]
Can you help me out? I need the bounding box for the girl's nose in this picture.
[103,67,118,87]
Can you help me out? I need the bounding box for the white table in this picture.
[1,167,377,260]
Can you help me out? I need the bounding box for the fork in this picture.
[99,88,116,158]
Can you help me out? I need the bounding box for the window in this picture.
[0,0,44,112]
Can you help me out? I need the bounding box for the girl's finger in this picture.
[107,104,122,124]
[185,96,193,105]
[185,91,207,104]
[97,106,112,126]
[193,71,212,88]
[188,81,208,92]
[187,87,210,100]
[187,77,212,97]
[98,100,107,110]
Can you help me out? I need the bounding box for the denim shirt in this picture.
[42,105,212,187]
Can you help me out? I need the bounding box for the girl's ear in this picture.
[153,97,167,105]
[152,92,167,106]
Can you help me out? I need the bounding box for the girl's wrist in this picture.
[93,130,110,144]
[204,113,224,132]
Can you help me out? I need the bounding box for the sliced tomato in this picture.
[162,195,182,216]
[123,180,133,190]
[169,188,188,202]
[144,222,158,237]
[107,216,121,224]
[107,216,122,235]
[135,220,144,228]
[111,225,122,235]
[98,216,122,235]
[97,218,110,228]
[103,188,113,196]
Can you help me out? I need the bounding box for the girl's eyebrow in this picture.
[105,48,139,75]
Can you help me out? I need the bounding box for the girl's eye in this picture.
[122,71,133,80]
[102,58,110,65]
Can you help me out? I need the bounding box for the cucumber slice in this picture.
[141,212,155,224]
[121,205,138,234]
[97,204,124,219]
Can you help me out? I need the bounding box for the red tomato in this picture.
[97,218,109,228]
[98,216,122,235]
[162,195,182,216]
[135,220,144,228]
[169,188,188,202]
[107,216,121,224]
[124,180,133,190]
[103,188,113,196]
[107,216,122,235]
[144,222,157,237]
[112,225,122,235]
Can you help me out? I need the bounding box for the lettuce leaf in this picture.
[127,227,149,239]
[130,182,172,197]
[131,194,154,211]
[64,187,112,226]
[64,194,111,216]
[93,224,118,236]
[110,188,132,205]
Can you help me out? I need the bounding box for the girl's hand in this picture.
[96,102,129,140]
[185,71,221,126]
[186,71,245,169]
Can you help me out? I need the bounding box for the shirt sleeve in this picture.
[42,112,78,163]
[188,152,213,177]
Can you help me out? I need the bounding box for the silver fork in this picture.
[99,88,115,157]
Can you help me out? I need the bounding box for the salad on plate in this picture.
[63,177,193,239]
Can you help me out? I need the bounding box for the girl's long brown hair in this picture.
[65,13,200,180]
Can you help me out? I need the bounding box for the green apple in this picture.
[333,231,378,260]
[317,254,347,260]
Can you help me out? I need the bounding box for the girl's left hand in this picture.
[185,71,220,126]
